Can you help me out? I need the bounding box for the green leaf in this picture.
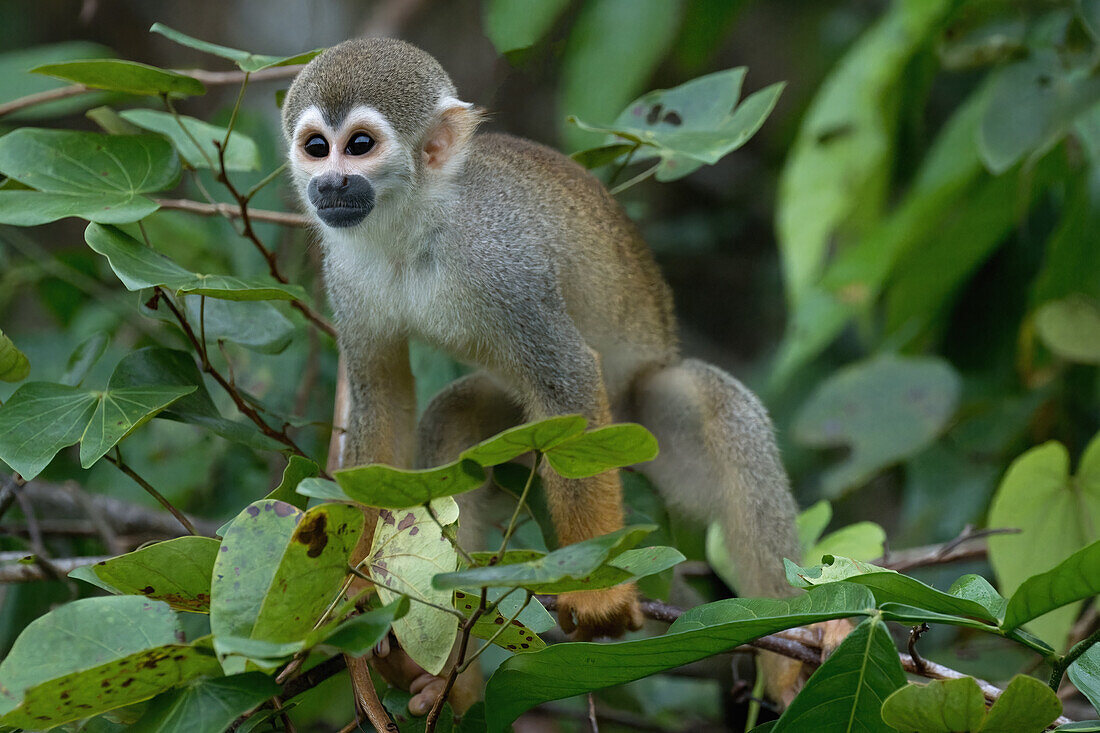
[776,0,955,305]
[797,500,832,553]
[0,597,220,727]
[72,537,219,613]
[150,23,322,72]
[265,455,318,511]
[0,380,193,479]
[32,59,205,96]
[482,583,876,732]
[772,615,905,732]
[559,0,683,151]
[460,415,587,467]
[143,296,296,355]
[433,525,655,593]
[369,498,460,676]
[805,522,886,565]
[543,423,659,479]
[455,590,546,653]
[881,677,987,733]
[1055,723,1100,732]
[988,436,1100,651]
[570,143,637,169]
[1069,644,1100,716]
[949,574,1007,621]
[484,0,571,54]
[569,67,784,181]
[786,556,999,623]
[128,673,279,733]
[211,500,364,673]
[118,109,260,172]
[0,129,180,225]
[0,42,114,120]
[85,223,307,301]
[60,331,109,387]
[1003,538,1100,633]
[978,50,1100,174]
[0,329,29,382]
[980,674,1062,731]
[108,347,281,452]
[1035,295,1100,364]
[793,355,961,496]
[331,458,486,508]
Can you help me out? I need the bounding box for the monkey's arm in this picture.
[339,335,417,468]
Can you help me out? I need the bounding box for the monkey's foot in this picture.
[557,583,644,640]
[762,617,856,707]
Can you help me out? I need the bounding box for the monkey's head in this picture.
[283,38,481,229]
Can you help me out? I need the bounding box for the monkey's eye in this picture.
[303,135,329,158]
[345,132,375,156]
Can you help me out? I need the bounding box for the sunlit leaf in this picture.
[988,436,1100,651]
[71,537,219,613]
[1035,295,1100,364]
[544,423,659,478]
[85,223,307,301]
[119,109,260,171]
[332,458,486,508]
[0,42,114,120]
[772,615,905,732]
[369,498,460,676]
[32,59,205,96]
[484,0,570,55]
[483,583,876,732]
[150,23,321,72]
[793,355,961,496]
[460,415,586,467]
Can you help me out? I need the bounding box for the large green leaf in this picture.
[1069,644,1100,715]
[1003,539,1100,633]
[793,355,961,496]
[0,597,220,727]
[108,347,281,452]
[570,67,784,181]
[433,525,655,593]
[460,415,587,466]
[980,674,1063,731]
[543,423,659,478]
[0,129,180,225]
[881,677,987,733]
[988,436,1100,651]
[70,536,219,613]
[484,0,570,54]
[150,23,322,72]
[1035,295,1100,365]
[0,379,193,479]
[211,500,364,673]
[32,59,205,96]
[369,498,460,676]
[0,41,114,120]
[85,223,307,301]
[776,0,955,305]
[772,615,905,732]
[329,458,487,508]
[559,0,683,151]
[482,583,877,732]
[786,556,999,623]
[119,109,260,172]
[128,673,279,733]
[0,329,29,382]
[61,331,109,387]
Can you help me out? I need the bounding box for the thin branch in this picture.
[0,555,113,582]
[587,693,600,733]
[105,450,197,535]
[425,588,486,731]
[908,622,930,675]
[424,500,473,565]
[348,565,464,620]
[609,162,660,195]
[498,455,540,559]
[879,525,1019,573]
[0,83,91,118]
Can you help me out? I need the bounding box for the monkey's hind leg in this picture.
[631,358,805,703]
[374,372,523,717]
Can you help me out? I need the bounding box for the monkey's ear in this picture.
[423,98,483,170]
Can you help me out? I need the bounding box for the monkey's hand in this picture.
[557,584,644,640]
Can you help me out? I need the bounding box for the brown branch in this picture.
[879,525,1019,573]
[0,65,303,120]
[0,554,112,582]
[105,452,197,536]
[153,198,309,227]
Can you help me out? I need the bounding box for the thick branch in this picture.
[0,555,112,582]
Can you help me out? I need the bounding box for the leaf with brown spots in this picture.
[456,590,553,654]
[211,500,364,673]
[370,497,460,675]
[69,536,219,612]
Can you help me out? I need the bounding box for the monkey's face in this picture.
[288,105,414,229]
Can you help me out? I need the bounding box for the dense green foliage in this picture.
[1,1,1100,731]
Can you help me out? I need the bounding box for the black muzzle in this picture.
[307,172,375,228]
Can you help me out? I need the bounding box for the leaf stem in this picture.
[610,162,660,195]
[106,448,196,535]
[497,453,540,560]
[347,564,464,620]
[245,162,288,202]
[220,73,250,155]
[607,141,641,188]
[163,94,218,171]
[424,500,474,565]
[1049,624,1100,691]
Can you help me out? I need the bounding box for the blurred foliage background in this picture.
[2,0,1100,729]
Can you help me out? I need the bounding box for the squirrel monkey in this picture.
[283,38,803,710]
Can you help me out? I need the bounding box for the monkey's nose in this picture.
[313,171,350,196]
